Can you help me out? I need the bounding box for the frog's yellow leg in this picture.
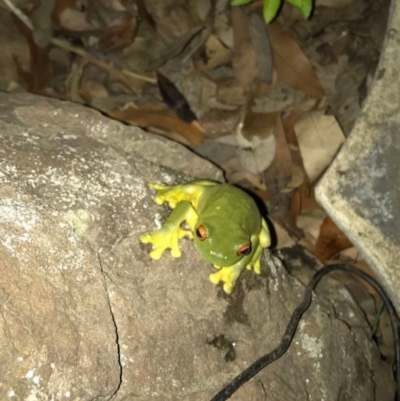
[149,180,218,209]
[246,218,271,274]
[209,256,250,294]
[140,201,198,260]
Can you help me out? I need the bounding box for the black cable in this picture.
[210,263,400,401]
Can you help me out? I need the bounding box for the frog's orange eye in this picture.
[196,225,208,241]
[238,244,251,256]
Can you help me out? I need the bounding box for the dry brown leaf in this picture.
[267,22,325,98]
[100,14,137,51]
[282,113,302,146]
[285,173,318,224]
[195,0,212,20]
[235,109,277,176]
[123,26,204,73]
[54,0,76,21]
[263,114,292,194]
[297,209,327,252]
[221,157,267,191]
[80,79,109,100]
[231,7,258,89]
[57,7,94,32]
[271,220,297,248]
[104,105,204,146]
[294,111,345,183]
[145,2,195,40]
[284,163,305,190]
[214,13,233,48]
[195,35,232,71]
[314,216,352,261]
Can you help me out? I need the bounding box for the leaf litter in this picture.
[0,0,393,362]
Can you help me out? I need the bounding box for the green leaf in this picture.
[263,0,282,23]
[286,0,312,19]
[230,0,255,6]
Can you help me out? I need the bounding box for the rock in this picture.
[0,93,393,400]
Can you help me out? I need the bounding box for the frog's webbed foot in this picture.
[140,226,192,259]
[140,200,197,259]
[209,262,246,294]
[149,183,184,209]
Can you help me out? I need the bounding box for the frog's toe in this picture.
[253,259,261,274]
[170,246,182,258]
[140,226,185,260]
[245,259,261,274]
[149,183,166,190]
[209,266,241,294]
[154,195,165,206]
[223,282,234,294]
[149,247,164,260]
[139,232,152,244]
[179,229,193,240]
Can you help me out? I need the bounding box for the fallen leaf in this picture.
[280,173,321,239]
[144,2,195,40]
[267,21,325,98]
[271,219,297,248]
[80,78,109,100]
[31,0,55,48]
[294,110,345,182]
[123,26,204,73]
[157,72,197,123]
[314,216,352,261]
[56,4,94,32]
[263,114,292,193]
[104,105,204,145]
[100,14,137,51]
[231,7,258,88]
[214,13,234,48]
[54,0,76,27]
[195,0,212,20]
[297,208,327,252]
[195,35,232,71]
[284,163,305,190]
[244,7,273,83]
[283,183,318,229]
[236,111,277,175]
[221,157,267,190]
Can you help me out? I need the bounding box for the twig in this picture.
[3,0,33,29]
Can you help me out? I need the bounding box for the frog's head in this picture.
[193,219,253,267]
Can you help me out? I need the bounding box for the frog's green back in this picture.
[197,184,262,235]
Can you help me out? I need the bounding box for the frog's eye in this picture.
[237,244,251,256]
[196,225,208,241]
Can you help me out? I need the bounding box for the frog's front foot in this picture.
[149,183,183,209]
[209,265,243,294]
[140,226,192,259]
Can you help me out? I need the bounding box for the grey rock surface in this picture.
[316,0,400,314]
[0,93,393,400]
